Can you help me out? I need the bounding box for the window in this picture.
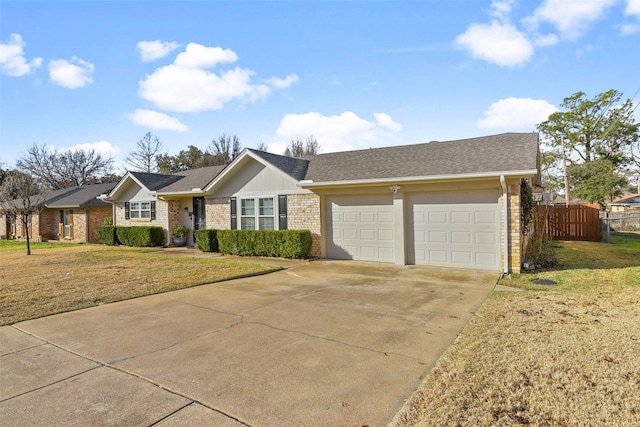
[239,197,276,230]
[130,202,151,219]
[240,198,255,230]
[259,198,274,230]
[125,201,156,220]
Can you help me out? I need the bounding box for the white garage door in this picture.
[409,190,500,270]
[326,195,395,262]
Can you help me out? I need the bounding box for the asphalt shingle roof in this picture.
[45,182,117,207]
[159,165,227,193]
[248,150,309,181]
[302,133,539,183]
[129,172,183,191]
[610,194,640,205]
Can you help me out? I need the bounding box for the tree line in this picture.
[537,89,639,207]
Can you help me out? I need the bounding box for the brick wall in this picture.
[0,213,7,239]
[88,207,112,243]
[204,194,322,257]
[114,200,169,245]
[499,182,522,273]
[287,193,322,257]
[168,200,182,245]
[206,197,231,230]
[40,209,59,240]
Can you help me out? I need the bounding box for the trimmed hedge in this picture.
[216,229,311,259]
[98,226,117,246]
[115,226,164,247]
[195,229,218,252]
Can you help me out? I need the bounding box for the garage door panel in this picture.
[451,211,471,224]
[476,232,497,245]
[429,250,448,263]
[327,195,395,262]
[409,190,500,271]
[476,211,497,223]
[379,229,394,241]
[451,251,472,265]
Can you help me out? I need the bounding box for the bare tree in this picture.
[283,135,320,158]
[207,133,242,165]
[0,170,48,255]
[256,142,268,151]
[17,143,114,190]
[126,132,163,173]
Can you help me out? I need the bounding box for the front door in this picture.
[193,197,206,231]
[63,210,71,238]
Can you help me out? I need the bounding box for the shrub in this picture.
[115,226,164,247]
[195,229,218,252]
[98,226,116,245]
[173,225,189,238]
[217,230,312,259]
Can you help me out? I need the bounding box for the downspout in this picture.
[500,175,509,274]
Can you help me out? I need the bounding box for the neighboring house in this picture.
[609,194,640,212]
[102,133,539,273]
[1,182,116,243]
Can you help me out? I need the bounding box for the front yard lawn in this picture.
[0,242,279,326]
[393,234,640,426]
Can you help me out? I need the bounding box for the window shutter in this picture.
[69,210,74,239]
[278,195,288,230]
[230,197,237,229]
[151,201,156,220]
[124,202,130,220]
[59,211,64,237]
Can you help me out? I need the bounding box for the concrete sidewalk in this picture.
[1,261,497,426]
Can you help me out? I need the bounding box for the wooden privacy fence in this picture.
[534,205,601,241]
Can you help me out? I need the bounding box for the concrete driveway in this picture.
[1,260,497,426]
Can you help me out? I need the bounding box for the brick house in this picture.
[1,182,116,243]
[101,133,539,273]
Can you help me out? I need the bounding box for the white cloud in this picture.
[173,43,237,68]
[59,141,121,158]
[128,109,189,132]
[533,33,559,47]
[266,74,299,89]
[48,56,94,89]
[490,0,516,21]
[455,21,533,67]
[137,40,180,62]
[140,65,270,112]
[477,97,558,130]
[620,23,640,35]
[0,33,42,77]
[271,111,403,154]
[626,0,640,16]
[524,0,617,40]
[139,43,297,113]
[374,113,403,132]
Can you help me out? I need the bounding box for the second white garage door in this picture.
[408,190,500,270]
[326,195,395,262]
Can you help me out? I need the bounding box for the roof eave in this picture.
[156,189,206,197]
[298,169,539,189]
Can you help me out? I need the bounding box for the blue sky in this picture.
[1,0,639,172]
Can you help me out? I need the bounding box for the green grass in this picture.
[0,240,81,250]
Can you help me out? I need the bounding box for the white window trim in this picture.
[239,196,277,230]
[130,201,152,220]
